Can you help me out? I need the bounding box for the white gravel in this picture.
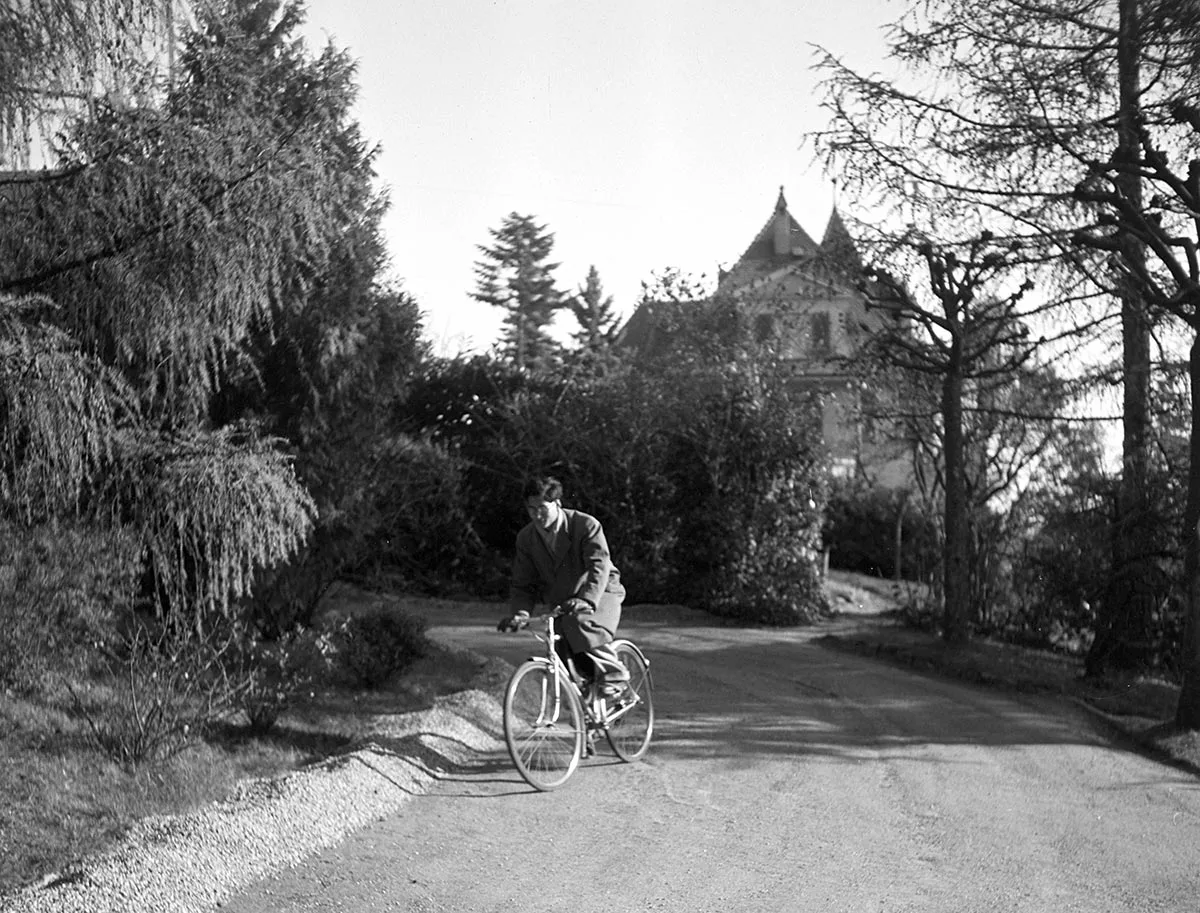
[0,689,505,913]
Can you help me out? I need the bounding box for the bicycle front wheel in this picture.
[503,660,585,791]
[606,642,654,761]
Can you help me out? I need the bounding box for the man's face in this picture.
[525,496,561,530]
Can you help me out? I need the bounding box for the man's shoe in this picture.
[600,680,630,700]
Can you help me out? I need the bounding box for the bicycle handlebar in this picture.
[497,606,564,633]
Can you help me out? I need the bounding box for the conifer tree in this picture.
[0,0,408,631]
[472,213,564,371]
[569,265,620,353]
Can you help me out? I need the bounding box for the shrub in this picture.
[329,608,430,689]
[0,520,141,695]
[823,479,938,582]
[230,625,336,733]
[70,622,248,767]
[678,476,831,625]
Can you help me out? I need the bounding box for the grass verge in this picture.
[0,589,497,898]
[819,571,1200,777]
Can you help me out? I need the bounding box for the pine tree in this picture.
[569,265,620,353]
[472,213,564,371]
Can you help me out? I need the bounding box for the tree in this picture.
[861,232,1041,643]
[1073,87,1200,726]
[0,0,410,631]
[568,265,620,353]
[814,0,1200,721]
[809,0,1171,670]
[0,0,172,166]
[472,213,565,371]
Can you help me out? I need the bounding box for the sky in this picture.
[299,0,901,355]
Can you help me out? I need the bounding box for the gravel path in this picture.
[0,689,505,913]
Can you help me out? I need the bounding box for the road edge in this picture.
[0,673,508,913]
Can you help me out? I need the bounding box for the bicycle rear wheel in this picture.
[606,642,654,761]
[503,660,585,791]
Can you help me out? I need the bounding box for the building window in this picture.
[810,312,832,356]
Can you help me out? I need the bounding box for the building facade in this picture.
[619,187,913,487]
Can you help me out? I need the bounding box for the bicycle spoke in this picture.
[503,661,584,790]
[605,644,654,762]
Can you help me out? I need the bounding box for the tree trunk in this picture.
[1175,333,1200,729]
[1087,0,1158,677]
[942,350,970,644]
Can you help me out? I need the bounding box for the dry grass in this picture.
[0,689,308,893]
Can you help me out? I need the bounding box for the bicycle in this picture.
[498,607,654,791]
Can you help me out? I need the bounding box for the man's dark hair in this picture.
[523,475,563,502]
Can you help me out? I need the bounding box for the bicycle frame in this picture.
[523,612,644,735]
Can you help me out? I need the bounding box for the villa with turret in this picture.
[618,188,912,487]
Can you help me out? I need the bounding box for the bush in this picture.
[0,520,141,695]
[676,476,830,625]
[69,622,248,767]
[329,608,430,689]
[823,479,938,582]
[230,625,336,733]
[398,344,831,621]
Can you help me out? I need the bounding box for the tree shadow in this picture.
[638,636,1192,772]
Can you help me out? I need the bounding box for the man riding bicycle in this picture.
[499,476,630,697]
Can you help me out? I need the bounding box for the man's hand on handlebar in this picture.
[497,610,531,633]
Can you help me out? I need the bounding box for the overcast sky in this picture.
[300,0,899,355]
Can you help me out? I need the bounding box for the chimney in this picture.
[773,186,790,258]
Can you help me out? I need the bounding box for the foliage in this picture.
[228,623,335,733]
[0,2,415,638]
[0,294,132,521]
[656,362,828,624]
[359,435,487,593]
[329,608,431,689]
[120,425,315,634]
[401,268,832,624]
[398,355,562,553]
[0,519,141,695]
[0,0,169,164]
[808,0,1200,715]
[567,265,621,355]
[472,212,566,371]
[824,478,939,582]
[69,621,250,767]
[237,284,430,633]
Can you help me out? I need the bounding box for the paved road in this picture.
[226,605,1200,912]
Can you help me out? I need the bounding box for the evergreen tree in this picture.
[0,0,414,631]
[472,213,564,371]
[569,265,620,353]
[0,0,170,166]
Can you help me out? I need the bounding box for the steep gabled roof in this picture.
[718,188,839,295]
[818,205,864,277]
[618,187,880,356]
[736,187,819,263]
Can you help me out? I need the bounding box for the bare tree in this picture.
[810,0,1200,683]
[862,231,1040,642]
